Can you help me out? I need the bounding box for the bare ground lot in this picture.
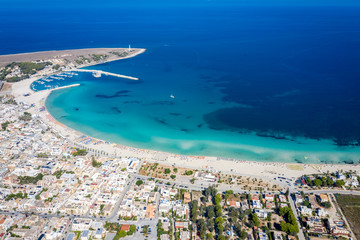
[139,162,281,191]
[139,163,191,180]
[0,82,11,92]
[217,173,282,191]
[335,194,360,239]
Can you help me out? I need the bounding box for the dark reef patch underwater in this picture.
[10,2,360,162]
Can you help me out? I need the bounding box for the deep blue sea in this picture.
[2,2,360,163]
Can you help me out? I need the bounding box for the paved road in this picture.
[288,192,306,240]
[107,176,136,222]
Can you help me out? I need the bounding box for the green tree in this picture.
[164,168,171,174]
[92,158,102,168]
[1,121,10,131]
[335,180,345,187]
[327,178,334,186]
[100,204,105,211]
[224,190,234,201]
[214,193,222,205]
[306,178,311,185]
[72,149,87,156]
[279,206,290,217]
[190,200,199,222]
[204,186,217,199]
[197,219,207,238]
[313,179,322,187]
[321,201,331,208]
[136,180,144,186]
[215,216,224,233]
[233,223,242,236]
[280,221,298,234]
[215,216,224,225]
[240,230,248,239]
[206,219,215,232]
[206,205,215,219]
[303,200,311,208]
[129,225,136,234]
[118,230,127,238]
[321,177,327,186]
[279,206,299,235]
[252,213,260,227]
[215,205,222,217]
[184,170,193,176]
[217,234,225,240]
[280,221,288,233]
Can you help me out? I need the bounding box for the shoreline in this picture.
[72,48,146,70]
[0,47,146,68]
[8,48,360,182]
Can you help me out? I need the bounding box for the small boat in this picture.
[170,94,175,99]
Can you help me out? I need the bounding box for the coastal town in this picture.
[0,48,360,240]
[0,93,359,239]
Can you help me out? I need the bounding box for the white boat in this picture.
[170,94,175,99]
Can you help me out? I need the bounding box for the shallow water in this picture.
[10,3,360,163]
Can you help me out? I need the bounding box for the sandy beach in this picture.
[5,48,360,185]
[11,82,360,182]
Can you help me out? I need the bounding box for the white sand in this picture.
[9,54,360,184]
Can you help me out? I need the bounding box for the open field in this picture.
[139,162,281,191]
[139,162,190,180]
[335,194,360,239]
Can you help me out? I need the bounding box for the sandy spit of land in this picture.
[0,47,145,68]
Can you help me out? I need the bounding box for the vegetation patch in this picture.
[19,112,32,121]
[286,164,303,171]
[5,192,28,201]
[0,61,51,82]
[1,121,10,130]
[72,149,87,156]
[91,157,102,168]
[18,173,44,184]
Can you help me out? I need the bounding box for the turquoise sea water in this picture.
[13,3,360,164]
